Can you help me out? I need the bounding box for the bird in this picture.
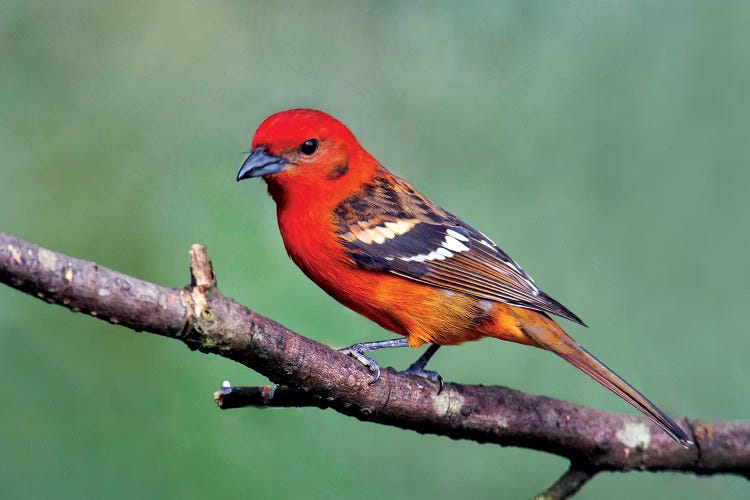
[236,108,693,447]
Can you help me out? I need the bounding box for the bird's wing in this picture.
[333,170,585,325]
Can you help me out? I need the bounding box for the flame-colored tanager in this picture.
[236,108,691,446]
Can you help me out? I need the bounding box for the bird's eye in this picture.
[300,139,318,156]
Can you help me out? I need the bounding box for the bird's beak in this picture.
[236,146,289,181]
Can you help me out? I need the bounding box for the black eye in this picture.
[300,139,318,156]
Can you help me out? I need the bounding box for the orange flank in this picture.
[236,108,693,447]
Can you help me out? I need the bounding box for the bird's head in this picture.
[237,109,377,203]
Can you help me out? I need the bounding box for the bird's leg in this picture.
[338,338,408,384]
[401,344,444,393]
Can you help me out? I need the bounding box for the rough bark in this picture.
[1,232,748,498]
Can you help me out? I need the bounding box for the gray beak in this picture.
[236,146,289,181]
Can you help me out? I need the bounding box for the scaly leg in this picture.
[402,344,443,393]
[338,338,408,384]
[340,339,444,392]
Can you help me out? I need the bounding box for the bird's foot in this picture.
[338,345,382,384]
[400,366,444,394]
[337,338,409,385]
[400,344,443,393]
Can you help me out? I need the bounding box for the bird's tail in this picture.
[520,318,693,447]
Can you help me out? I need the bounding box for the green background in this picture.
[1,1,748,498]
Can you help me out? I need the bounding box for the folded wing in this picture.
[334,170,584,325]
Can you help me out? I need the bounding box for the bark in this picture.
[1,232,748,498]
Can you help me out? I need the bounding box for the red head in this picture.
[237,109,378,204]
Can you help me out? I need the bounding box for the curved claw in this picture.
[338,347,382,384]
[401,367,444,394]
[369,365,381,385]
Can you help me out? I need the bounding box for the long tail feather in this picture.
[522,322,693,447]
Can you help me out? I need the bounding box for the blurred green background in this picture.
[1,1,748,498]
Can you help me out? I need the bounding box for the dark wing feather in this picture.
[335,170,585,325]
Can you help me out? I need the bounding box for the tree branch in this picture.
[534,463,597,500]
[214,383,330,410]
[1,232,748,498]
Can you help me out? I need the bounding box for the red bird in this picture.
[236,108,692,446]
